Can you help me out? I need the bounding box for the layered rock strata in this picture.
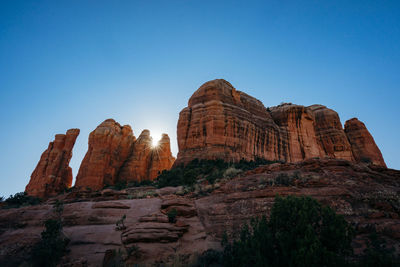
[25,128,80,198]
[175,79,385,167]
[75,119,175,190]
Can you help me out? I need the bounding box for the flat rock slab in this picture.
[92,201,131,209]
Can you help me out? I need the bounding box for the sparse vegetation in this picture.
[31,200,69,267]
[3,192,41,208]
[116,214,127,231]
[103,179,155,191]
[155,158,278,188]
[167,208,178,223]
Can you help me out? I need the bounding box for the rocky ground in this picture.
[1,158,399,266]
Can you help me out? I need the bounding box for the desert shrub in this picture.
[127,179,154,187]
[103,249,125,267]
[273,173,295,186]
[193,249,223,267]
[31,199,68,266]
[31,219,70,267]
[156,158,277,188]
[358,232,400,267]
[223,167,243,179]
[4,192,41,208]
[360,157,372,164]
[222,195,354,267]
[167,208,178,223]
[116,214,127,231]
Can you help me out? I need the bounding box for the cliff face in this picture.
[345,118,387,167]
[75,119,135,190]
[75,120,175,190]
[25,129,80,198]
[175,79,385,167]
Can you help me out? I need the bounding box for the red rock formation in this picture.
[25,128,80,198]
[345,118,386,167]
[118,131,175,182]
[118,130,152,183]
[147,134,176,180]
[75,119,135,190]
[175,79,384,166]
[269,104,324,161]
[76,121,175,190]
[308,105,354,162]
[176,79,283,165]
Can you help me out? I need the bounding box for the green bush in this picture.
[167,208,178,223]
[193,249,223,267]
[222,195,354,267]
[31,219,70,267]
[359,232,400,267]
[4,192,41,208]
[156,158,277,188]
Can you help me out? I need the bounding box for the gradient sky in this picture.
[1,0,399,198]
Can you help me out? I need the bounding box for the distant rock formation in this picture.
[75,119,135,190]
[119,132,175,183]
[75,119,175,190]
[175,79,386,167]
[25,129,80,198]
[345,118,387,167]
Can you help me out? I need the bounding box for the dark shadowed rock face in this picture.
[345,118,386,167]
[25,128,80,198]
[118,131,175,183]
[75,120,175,190]
[175,79,385,167]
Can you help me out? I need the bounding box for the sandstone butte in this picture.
[25,79,387,196]
[75,119,175,190]
[175,79,386,167]
[25,128,80,198]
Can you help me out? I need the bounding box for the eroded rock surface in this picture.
[3,159,400,266]
[345,118,386,167]
[25,129,80,198]
[75,119,135,190]
[75,120,175,190]
[175,79,385,167]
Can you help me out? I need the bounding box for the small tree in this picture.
[31,199,69,266]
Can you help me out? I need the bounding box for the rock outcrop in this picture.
[175,79,385,167]
[25,128,80,198]
[75,119,135,190]
[147,134,176,180]
[4,159,400,266]
[75,120,175,190]
[345,118,386,167]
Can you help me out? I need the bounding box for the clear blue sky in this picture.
[1,1,399,197]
